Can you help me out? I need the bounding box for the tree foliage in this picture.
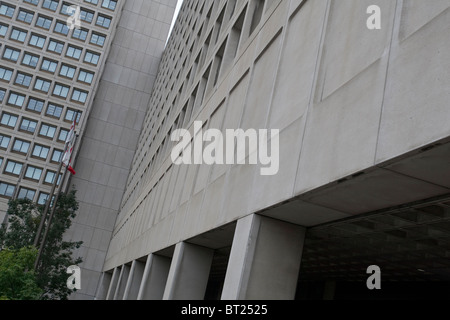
[0,247,42,300]
[0,190,83,300]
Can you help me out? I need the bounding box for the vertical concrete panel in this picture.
[95,272,112,300]
[114,264,131,300]
[221,214,305,300]
[106,267,120,300]
[138,254,172,300]
[123,260,146,300]
[163,242,214,300]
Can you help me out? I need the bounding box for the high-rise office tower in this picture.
[95,0,450,300]
[0,0,177,300]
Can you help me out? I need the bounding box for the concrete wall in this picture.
[102,0,450,275]
[64,0,177,300]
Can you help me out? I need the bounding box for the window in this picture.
[0,67,13,81]
[5,160,23,176]
[42,0,59,11]
[20,118,37,133]
[48,39,64,54]
[46,103,63,118]
[1,113,18,128]
[41,59,58,73]
[96,14,111,28]
[78,70,94,84]
[12,139,30,154]
[7,93,25,107]
[22,53,39,68]
[53,83,69,98]
[38,192,49,205]
[0,3,15,18]
[27,98,44,113]
[39,123,57,138]
[85,0,98,5]
[51,149,63,162]
[0,182,15,198]
[25,166,43,181]
[72,28,88,41]
[54,20,69,35]
[3,47,21,61]
[59,64,76,78]
[29,34,46,48]
[44,171,61,185]
[0,158,2,168]
[71,89,88,103]
[0,89,4,102]
[66,45,82,59]
[0,23,8,36]
[15,72,33,87]
[24,0,39,5]
[34,78,51,93]
[18,188,36,200]
[17,9,34,24]
[58,128,69,141]
[102,0,117,10]
[65,109,81,123]
[90,32,105,46]
[80,8,94,22]
[36,15,53,29]
[84,51,100,65]
[60,3,72,15]
[10,28,27,42]
[32,144,50,159]
[0,134,11,149]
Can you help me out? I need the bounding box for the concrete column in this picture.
[95,272,112,300]
[113,264,130,300]
[123,260,145,300]
[163,242,214,300]
[137,254,172,300]
[105,267,120,300]
[221,214,305,300]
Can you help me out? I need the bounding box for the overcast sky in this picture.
[166,0,184,45]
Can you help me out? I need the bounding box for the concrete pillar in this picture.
[123,260,145,300]
[95,272,112,300]
[113,264,130,300]
[221,214,305,300]
[137,254,171,300]
[163,242,214,300]
[105,267,120,300]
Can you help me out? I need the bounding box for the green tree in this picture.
[0,247,42,300]
[0,190,83,300]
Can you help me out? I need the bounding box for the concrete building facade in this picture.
[0,0,177,300]
[96,0,450,300]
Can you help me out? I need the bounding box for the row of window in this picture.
[1,60,94,86]
[23,0,117,11]
[0,38,101,65]
[0,180,51,204]
[0,133,64,163]
[2,1,115,27]
[0,70,89,104]
[1,22,107,47]
[1,158,61,184]
[0,111,77,142]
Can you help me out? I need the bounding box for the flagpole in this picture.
[33,142,69,248]
[34,135,78,271]
[34,112,79,270]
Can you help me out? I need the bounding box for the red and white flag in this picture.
[62,118,76,175]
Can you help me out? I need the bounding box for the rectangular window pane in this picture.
[46,104,63,118]
[43,0,59,11]
[10,28,27,42]
[0,67,13,81]
[3,48,21,61]
[0,4,15,18]
[20,119,37,133]
[17,10,34,24]
[0,182,15,198]
[0,134,11,149]
[32,144,50,159]
[22,53,39,68]
[7,93,25,107]
[36,15,53,29]
[5,161,23,176]
[53,84,70,98]
[48,39,64,54]
[15,72,33,87]
[27,98,44,112]
[13,139,30,153]
[18,188,36,201]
